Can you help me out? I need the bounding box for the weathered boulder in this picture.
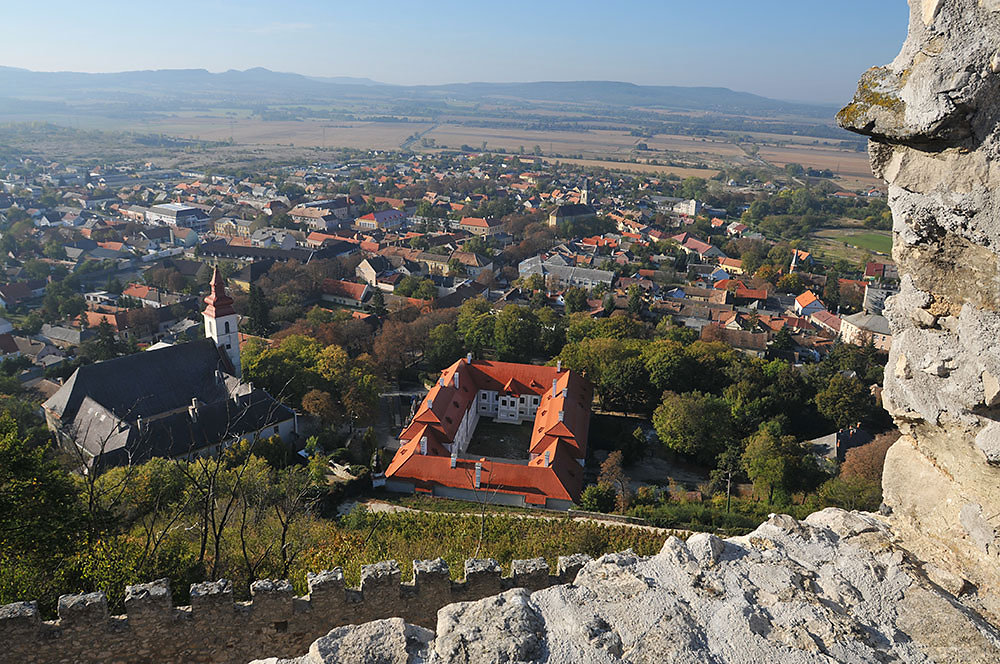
[249,618,433,664]
[838,0,1000,624]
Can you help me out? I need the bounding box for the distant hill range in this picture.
[0,66,836,118]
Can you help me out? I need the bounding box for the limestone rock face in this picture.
[838,0,1000,622]
[281,512,1000,663]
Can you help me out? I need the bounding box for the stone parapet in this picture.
[0,555,591,664]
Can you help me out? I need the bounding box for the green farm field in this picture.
[842,232,892,254]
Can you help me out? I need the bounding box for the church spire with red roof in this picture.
[204,267,236,318]
[203,267,240,377]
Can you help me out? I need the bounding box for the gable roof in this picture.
[43,338,231,423]
[321,279,369,302]
[795,291,822,309]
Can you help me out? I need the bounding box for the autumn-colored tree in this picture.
[598,450,631,512]
[302,389,337,425]
[840,430,899,483]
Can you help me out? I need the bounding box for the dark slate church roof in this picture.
[551,203,596,218]
[84,390,295,467]
[45,338,296,468]
[44,338,233,422]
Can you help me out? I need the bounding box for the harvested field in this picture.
[109,116,431,150]
[758,144,876,185]
[540,156,719,178]
[422,124,742,164]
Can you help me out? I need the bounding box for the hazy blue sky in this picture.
[0,0,909,103]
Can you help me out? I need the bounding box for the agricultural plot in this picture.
[117,116,432,150]
[540,156,720,178]
[757,144,878,187]
[422,124,743,165]
[842,232,892,254]
[810,228,892,265]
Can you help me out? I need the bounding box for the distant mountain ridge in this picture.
[0,66,836,117]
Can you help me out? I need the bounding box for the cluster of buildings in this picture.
[0,149,897,505]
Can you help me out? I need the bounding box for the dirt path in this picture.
[344,498,692,538]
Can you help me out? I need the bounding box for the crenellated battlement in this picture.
[0,555,590,664]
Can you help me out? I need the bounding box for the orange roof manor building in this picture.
[384,357,593,510]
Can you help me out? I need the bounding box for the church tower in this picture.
[580,179,590,207]
[203,267,241,377]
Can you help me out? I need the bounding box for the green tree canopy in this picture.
[815,374,872,429]
[652,391,733,466]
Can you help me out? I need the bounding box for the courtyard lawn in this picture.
[465,419,533,460]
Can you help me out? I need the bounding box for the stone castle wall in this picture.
[0,555,590,664]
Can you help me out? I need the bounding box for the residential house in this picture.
[840,312,892,351]
[0,280,47,308]
[794,291,826,317]
[357,209,406,231]
[458,217,503,236]
[356,256,393,286]
[321,279,370,308]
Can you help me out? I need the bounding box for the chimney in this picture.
[474,461,482,488]
[552,379,558,398]
[557,360,562,372]
[558,410,564,422]
[450,448,457,468]
[420,436,427,455]
[427,398,433,409]
[544,451,551,467]
[188,397,199,422]
[439,376,445,387]
[453,372,459,389]
[562,388,568,398]
[466,352,472,364]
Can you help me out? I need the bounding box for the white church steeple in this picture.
[203,267,241,377]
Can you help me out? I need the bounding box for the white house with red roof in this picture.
[320,279,370,308]
[794,290,826,317]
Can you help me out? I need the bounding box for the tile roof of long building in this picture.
[385,359,592,504]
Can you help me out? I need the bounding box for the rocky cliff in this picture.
[249,2,1000,661]
[253,511,1000,663]
[837,0,1000,625]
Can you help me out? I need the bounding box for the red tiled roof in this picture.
[795,291,820,308]
[322,279,367,301]
[386,359,593,504]
[459,216,498,228]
